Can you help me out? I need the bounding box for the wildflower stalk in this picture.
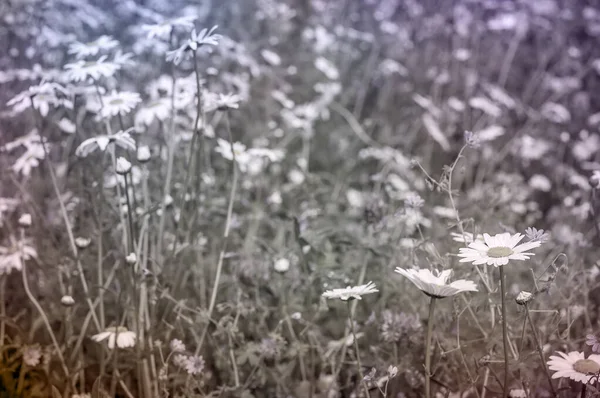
[425,297,437,398]
[524,304,556,396]
[30,98,101,331]
[499,266,509,398]
[0,276,5,346]
[194,114,239,356]
[347,301,369,398]
[18,229,71,385]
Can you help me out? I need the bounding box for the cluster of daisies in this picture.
[322,230,600,391]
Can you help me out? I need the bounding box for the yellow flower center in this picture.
[487,246,513,258]
[109,98,124,105]
[573,359,600,375]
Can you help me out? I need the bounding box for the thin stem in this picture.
[19,229,71,385]
[194,113,239,356]
[525,305,557,397]
[347,301,369,398]
[425,297,437,398]
[499,266,509,398]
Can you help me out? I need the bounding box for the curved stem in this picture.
[425,297,437,398]
[499,266,509,398]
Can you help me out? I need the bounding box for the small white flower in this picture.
[184,355,205,375]
[68,35,119,59]
[125,252,137,265]
[64,56,120,82]
[458,232,542,267]
[188,25,222,49]
[274,258,290,273]
[75,130,136,158]
[170,339,186,352]
[137,146,151,162]
[92,326,136,349]
[290,312,302,320]
[322,281,378,301]
[387,365,398,378]
[115,157,132,175]
[204,92,242,112]
[548,351,600,383]
[18,213,32,227]
[22,344,42,367]
[61,295,75,306]
[394,267,478,298]
[288,169,305,185]
[75,237,91,249]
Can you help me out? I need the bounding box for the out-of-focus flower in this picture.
[137,146,151,163]
[141,15,196,40]
[92,326,136,349]
[75,130,136,158]
[22,345,42,367]
[68,35,119,59]
[170,339,186,353]
[18,213,32,227]
[7,81,72,117]
[75,237,91,249]
[525,227,550,243]
[322,282,378,301]
[451,232,484,244]
[125,253,137,264]
[96,91,141,119]
[274,258,290,273]
[135,98,170,127]
[64,56,120,82]
[166,26,221,64]
[587,335,600,353]
[115,157,132,175]
[61,295,75,306]
[0,238,37,274]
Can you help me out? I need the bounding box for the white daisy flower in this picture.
[166,25,221,65]
[68,35,119,59]
[204,92,242,112]
[458,232,542,267]
[547,351,600,383]
[97,91,141,119]
[141,15,197,40]
[394,268,478,298]
[7,81,72,117]
[64,56,120,82]
[188,25,222,50]
[91,326,136,349]
[322,282,378,301]
[75,129,136,158]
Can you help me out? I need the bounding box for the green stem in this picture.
[425,297,437,398]
[347,301,369,397]
[499,266,509,398]
[525,305,557,397]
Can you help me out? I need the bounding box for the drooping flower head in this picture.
[394,267,478,298]
[458,232,542,267]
